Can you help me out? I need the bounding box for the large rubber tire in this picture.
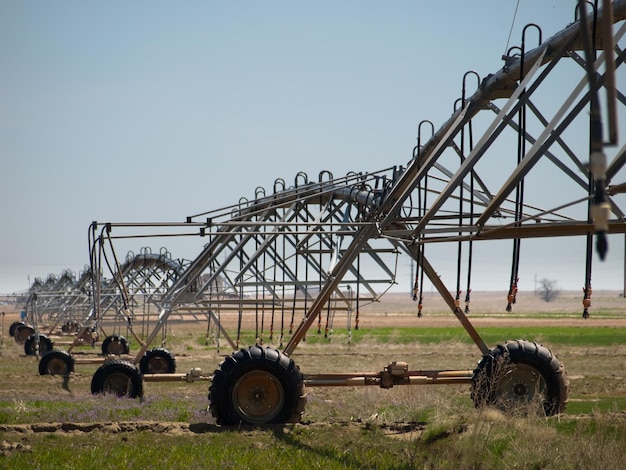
[471,339,569,416]
[209,346,306,425]
[9,321,25,338]
[91,360,143,398]
[61,321,80,334]
[24,334,54,356]
[101,335,130,355]
[139,348,177,374]
[14,325,35,344]
[39,350,75,375]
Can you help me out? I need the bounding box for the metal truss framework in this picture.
[76,1,626,365]
[20,247,187,351]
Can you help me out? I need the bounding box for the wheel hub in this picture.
[48,358,68,375]
[233,370,284,423]
[513,382,528,396]
[149,357,168,373]
[104,372,131,396]
[496,364,546,411]
[108,341,125,355]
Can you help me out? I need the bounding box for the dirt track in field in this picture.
[0,420,427,437]
[0,421,221,435]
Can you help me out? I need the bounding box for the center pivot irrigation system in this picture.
[33,1,626,424]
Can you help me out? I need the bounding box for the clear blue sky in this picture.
[1,1,623,295]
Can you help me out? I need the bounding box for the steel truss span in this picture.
[17,247,187,357]
[28,2,626,422]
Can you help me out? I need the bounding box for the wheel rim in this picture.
[148,357,169,374]
[233,370,284,423]
[494,364,547,411]
[63,322,79,333]
[48,357,69,375]
[16,327,34,343]
[103,372,132,396]
[107,340,125,355]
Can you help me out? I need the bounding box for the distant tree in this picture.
[537,278,560,302]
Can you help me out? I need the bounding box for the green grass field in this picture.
[296,325,626,347]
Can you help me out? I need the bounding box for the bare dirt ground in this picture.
[3,289,626,330]
[352,290,626,327]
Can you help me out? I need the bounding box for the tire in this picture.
[24,334,54,356]
[209,346,306,425]
[39,350,75,375]
[61,321,80,333]
[9,321,25,338]
[91,360,143,398]
[471,339,569,416]
[139,348,177,374]
[101,335,130,355]
[14,325,35,344]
